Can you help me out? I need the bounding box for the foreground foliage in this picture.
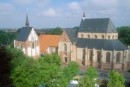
[9,48,79,87]
[64,61,79,81]
[107,70,125,87]
[78,67,98,87]
[0,46,12,87]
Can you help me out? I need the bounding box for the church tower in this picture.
[82,12,86,21]
[25,14,29,27]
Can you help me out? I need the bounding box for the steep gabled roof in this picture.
[16,27,33,41]
[76,38,128,51]
[39,35,61,53]
[79,18,117,33]
[64,28,77,43]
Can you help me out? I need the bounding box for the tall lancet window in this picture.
[116,52,121,63]
[106,52,110,62]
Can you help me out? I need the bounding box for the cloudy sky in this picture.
[0,0,130,28]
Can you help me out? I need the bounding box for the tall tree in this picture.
[117,26,130,45]
[11,52,68,87]
[78,67,98,87]
[0,46,12,87]
[41,53,61,66]
[6,47,27,70]
[63,61,79,81]
[107,70,125,87]
[0,30,16,45]
[45,27,63,35]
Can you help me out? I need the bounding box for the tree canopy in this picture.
[10,52,68,87]
[0,30,16,45]
[117,26,130,45]
[78,67,98,87]
[45,27,63,35]
[0,46,12,87]
[107,70,125,87]
[63,61,79,81]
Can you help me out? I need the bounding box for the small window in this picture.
[31,37,35,41]
[32,43,35,49]
[81,34,84,38]
[95,35,97,39]
[88,35,90,38]
[102,35,104,39]
[108,36,110,39]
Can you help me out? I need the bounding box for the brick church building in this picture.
[14,13,130,71]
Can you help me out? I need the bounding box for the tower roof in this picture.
[82,12,86,20]
[25,14,29,27]
[83,12,86,18]
[79,18,117,33]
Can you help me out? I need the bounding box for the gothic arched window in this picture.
[106,52,110,62]
[116,52,121,62]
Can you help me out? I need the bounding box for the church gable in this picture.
[107,19,117,33]
[27,28,38,41]
[60,31,71,42]
[64,29,77,43]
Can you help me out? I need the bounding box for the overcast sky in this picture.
[0,0,130,28]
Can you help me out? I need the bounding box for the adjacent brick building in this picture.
[39,34,61,54]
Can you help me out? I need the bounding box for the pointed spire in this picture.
[25,14,29,27]
[82,12,86,20]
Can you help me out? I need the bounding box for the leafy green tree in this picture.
[45,27,63,35]
[0,46,12,87]
[63,61,79,81]
[0,30,16,45]
[117,26,130,45]
[78,67,98,87]
[36,56,68,87]
[11,58,38,87]
[11,52,68,87]
[6,47,27,70]
[107,70,125,87]
[41,53,61,66]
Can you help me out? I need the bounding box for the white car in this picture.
[69,80,78,87]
